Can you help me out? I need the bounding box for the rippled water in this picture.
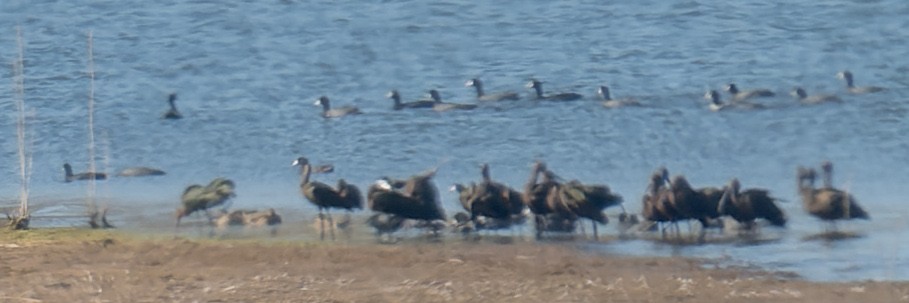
[2,0,908,282]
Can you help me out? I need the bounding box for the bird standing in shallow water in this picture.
[292,156,363,240]
[175,178,237,231]
[797,165,869,233]
[717,178,787,231]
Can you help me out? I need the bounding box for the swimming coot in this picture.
[63,163,107,182]
[386,90,436,110]
[314,96,362,118]
[790,87,841,105]
[117,166,166,177]
[598,85,641,108]
[705,90,764,111]
[162,93,182,119]
[427,89,478,112]
[465,78,520,101]
[724,83,775,102]
[525,79,583,101]
[837,71,884,94]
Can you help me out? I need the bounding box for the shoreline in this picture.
[1,228,907,302]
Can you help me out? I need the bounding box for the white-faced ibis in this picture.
[292,156,363,240]
[367,167,446,230]
[521,161,578,238]
[717,178,786,231]
[175,177,237,230]
[558,178,623,240]
[797,165,869,232]
[641,167,674,234]
[467,164,525,224]
[366,213,407,243]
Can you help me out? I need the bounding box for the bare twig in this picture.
[10,26,32,230]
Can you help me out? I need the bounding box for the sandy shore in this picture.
[0,229,906,302]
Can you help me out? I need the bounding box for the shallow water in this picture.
[1,0,908,282]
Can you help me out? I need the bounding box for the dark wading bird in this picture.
[175,177,237,231]
[366,213,407,243]
[465,78,520,101]
[717,178,786,231]
[641,168,673,234]
[367,167,446,237]
[558,178,624,240]
[162,93,182,119]
[63,163,107,182]
[314,96,362,118]
[454,164,525,231]
[724,83,775,102]
[522,161,578,238]
[292,156,364,240]
[837,70,884,94]
[797,165,869,232]
[525,79,583,101]
[386,89,436,110]
[661,169,726,238]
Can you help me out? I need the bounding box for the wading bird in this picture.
[292,156,363,240]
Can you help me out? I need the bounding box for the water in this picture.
[1,0,908,282]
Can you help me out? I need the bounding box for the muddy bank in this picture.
[0,229,905,302]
